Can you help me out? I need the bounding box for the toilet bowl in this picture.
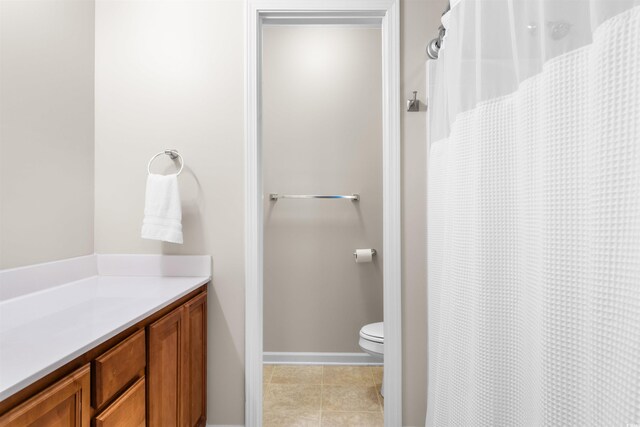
[359,322,383,357]
[359,322,384,396]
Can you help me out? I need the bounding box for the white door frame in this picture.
[245,1,401,425]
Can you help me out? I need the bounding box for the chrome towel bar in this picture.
[269,194,360,201]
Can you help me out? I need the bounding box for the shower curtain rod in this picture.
[426,1,450,60]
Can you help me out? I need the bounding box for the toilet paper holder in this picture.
[353,249,377,257]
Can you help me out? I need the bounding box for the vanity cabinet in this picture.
[184,292,207,427]
[148,305,187,426]
[94,329,146,410]
[94,377,145,427]
[0,365,90,427]
[148,291,207,427]
[0,287,207,427]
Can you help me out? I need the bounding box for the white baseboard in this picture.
[263,352,382,365]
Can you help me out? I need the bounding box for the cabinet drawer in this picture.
[94,329,145,408]
[95,377,145,427]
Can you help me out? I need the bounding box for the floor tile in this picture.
[265,384,322,412]
[271,365,323,385]
[322,366,373,386]
[264,409,321,427]
[320,411,384,427]
[321,385,381,412]
[371,366,383,384]
[264,364,275,383]
[263,365,384,423]
[371,366,383,396]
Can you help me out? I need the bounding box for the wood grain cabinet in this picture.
[185,292,207,427]
[148,292,207,427]
[0,286,207,427]
[0,365,90,427]
[95,377,146,427]
[148,305,188,426]
[93,329,146,410]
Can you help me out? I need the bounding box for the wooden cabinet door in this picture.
[185,292,207,427]
[0,365,90,427]
[147,307,187,427]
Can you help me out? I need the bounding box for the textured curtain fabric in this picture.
[426,1,640,426]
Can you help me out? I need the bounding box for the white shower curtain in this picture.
[426,1,640,426]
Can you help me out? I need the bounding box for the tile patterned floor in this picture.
[263,365,384,427]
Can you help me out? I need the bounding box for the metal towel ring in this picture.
[147,150,184,176]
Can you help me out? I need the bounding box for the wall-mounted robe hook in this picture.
[407,91,420,112]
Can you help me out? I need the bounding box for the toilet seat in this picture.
[359,322,383,344]
[359,322,384,357]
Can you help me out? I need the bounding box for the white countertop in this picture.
[0,255,210,402]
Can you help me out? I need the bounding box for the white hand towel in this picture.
[141,174,183,244]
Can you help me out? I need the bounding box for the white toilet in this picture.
[359,322,384,396]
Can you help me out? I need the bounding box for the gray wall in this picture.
[0,0,95,269]
[263,26,383,353]
[92,0,448,425]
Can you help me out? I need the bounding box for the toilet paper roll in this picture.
[354,249,375,263]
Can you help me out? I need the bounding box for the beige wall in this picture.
[263,26,383,353]
[401,1,448,424]
[0,0,95,269]
[94,0,447,425]
[94,0,245,424]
